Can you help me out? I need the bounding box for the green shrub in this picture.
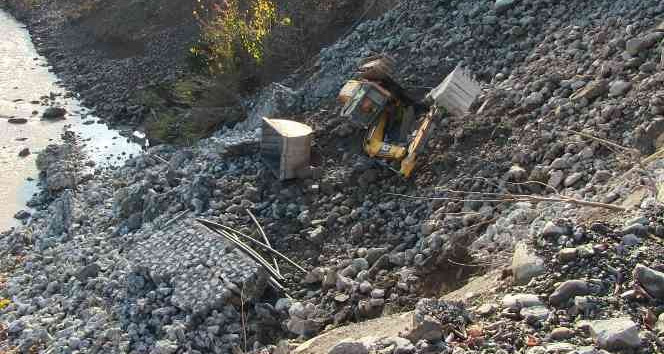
[191,0,284,75]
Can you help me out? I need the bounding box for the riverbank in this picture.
[2,0,664,353]
[1,0,201,140]
[0,9,144,230]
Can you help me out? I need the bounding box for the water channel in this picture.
[0,10,143,230]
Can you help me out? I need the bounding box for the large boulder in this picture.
[549,280,591,307]
[511,242,545,284]
[113,182,147,220]
[633,117,664,155]
[35,143,78,194]
[588,318,641,350]
[633,264,664,299]
[46,190,76,238]
[502,293,543,310]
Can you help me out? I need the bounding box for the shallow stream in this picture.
[0,10,143,230]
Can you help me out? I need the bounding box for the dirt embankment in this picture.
[1,0,395,145]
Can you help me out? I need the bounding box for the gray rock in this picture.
[550,327,575,340]
[549,280,590,307]
[548,170,565,188]
[550,158,569,170]
[18,147,30,157]
[239,83,302,130]
[588,318,641,350]
[13,209,31,220]
[389,252,406,266]
[621,223,648,236]
[621,234,641,247]
[303,267,325,284]
[495,0,517,14]
[275,298,292,312]
[524,92,544,107]
[366,247,388,265]
[656,313,664,334]
[77,263,101,282]
[544,343,577,353]
[540,221,569,238]
[8,118,27,124]
[574,346,600,354]
[308,226,326,245]
[558,248,578,263]
[502,293,543,310]
[385,337,415,354]
[113,182,146,219]
[592,170,612,183]
[7,320,25,334]
[36,144,78,193]
[371,288,385,298]
[563,172,583,187]
[475,303,497,316]
[328,339,369,354]
[153,339,178,354]
[625,33,662,56]
[287,316,321,337]
[512,242,545,284]
[406,314,443,342]
[42,106,67,119]
[574,296,596,314]
[521,306,550,323]
[47,190,76,237]
[633,264,664,299]
[570,80,608,102]
[608,81,632,97]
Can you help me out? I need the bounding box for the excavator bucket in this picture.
[425,65,481,117]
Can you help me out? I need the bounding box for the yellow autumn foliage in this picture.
[0,298,11,310]
[192,0,287,74]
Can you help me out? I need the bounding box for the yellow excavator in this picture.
[337,57,480,178]
[337,57,437,178]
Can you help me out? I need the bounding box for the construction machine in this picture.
[337,56,480,178]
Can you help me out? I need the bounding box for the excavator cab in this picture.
[338,80,392,129]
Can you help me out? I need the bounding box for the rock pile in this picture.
[2,0,664,353]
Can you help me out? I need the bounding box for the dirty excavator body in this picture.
[338,57,481,178]
[338,57,436,178]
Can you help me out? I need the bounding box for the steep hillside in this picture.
[1,0,664,353]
